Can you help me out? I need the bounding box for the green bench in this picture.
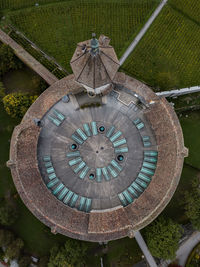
[69,193,79,207]
[76,128,87,141]
[71,134,83,145]
[131,181,144,193]
[138,173,151,183]
[58,187,69,200]
[53,183,64,195]
[79,196,86,211]
[45,162,52,168]
[63,191,74,204]
[115,147,128,153]
[46,167,55,174]
[106,126,115,138]
[113,138,127,147]
[68,157,82,166]
[66,151,80,158]
[74,161,86,173]
[48,115,61,126]
[107,165,118,178]
[102,167,110,181]
[79,166,90,179]
[135,178,148,189]
[83,123,92,137]
[141,167,155,176]
[118,193,127,206]
[43,156,51,162]
[111,160,122,172]
[53,109,65,121]
[110,131,122,142]
[96,168,102,182]
[142,162,156,170]
[136,122,144,130]
[122,190,133,204]
[48,173,56,180]
[144,156,157,163]
[144,151,158,157]
[91,121,98,136]
[128,186,139,198]
[47,178,59,189]
[85,198,92,212]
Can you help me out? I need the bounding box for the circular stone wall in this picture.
[8,73,188,242]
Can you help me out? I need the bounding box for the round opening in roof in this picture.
[117,155,124,162]
[89,173,95,179]
[71,143,78,150]
[99,126,105,133]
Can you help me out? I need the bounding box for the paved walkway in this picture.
[156,86,200,98]
[119,0,168,66]
[134,231,158,267]
[0,29,58,85]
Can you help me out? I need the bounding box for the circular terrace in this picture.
[7,73,188,242]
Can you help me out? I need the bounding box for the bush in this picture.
[18,255,31,267]
[0,229,14,247]
[0,81,6,100]
[5,238,24,260]
[0,198,18,226]
[0,43,22,76]
[39,256,49,267]
[144,216,183,260]
[3,92,38,118]
[48,239,88,267]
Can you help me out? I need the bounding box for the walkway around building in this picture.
[134,231,158,267]
[0,29,58,85]
[156,86,200,98]
[119,0,168,66]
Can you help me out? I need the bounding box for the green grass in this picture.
[179,110,200,169]
[121,4,200,91]
[7,0,159,71]
[169,0,200,24]
[161,164,199,224]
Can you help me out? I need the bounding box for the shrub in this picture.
[0,229,14,247]
[5,238,24,260]
[3,92,38,118]
[0,198,18,226]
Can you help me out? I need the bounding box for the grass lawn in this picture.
[179,110,200,169]
[6,0,159,71]
[121,4,200,91]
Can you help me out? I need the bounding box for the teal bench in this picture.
[63,191,74,204]
[76,128,87,141]
[79,196,86,211]
[144,151,158,157]
[123,190,133,204]
[45,162,52,168]
[71,134,83,145]
[143,141,151,147]
[143,162,156,170]
[110,131,122,142]
[144,156,157,163]
[138,173,151,183]
[74,161,86,173]
[118,193,127,206]
[131,181,144,193]
[96,168,102,182]
[91,121,98,136]
[106,126,115,138]
[48,173,56,180]
[111,160,122,172]
[79,166,90,179]
[47,178,59,189]
[136,122,144,130]
[85,198,92,212]
[115,147,128,153]
[68,157,82,166]
[53,109,65,121]
[53,183,64,195]
[58,187,69,200]
[83,123,91,137]
[102,167,110,181]
[133,118,141,125]
[46,167,55,174]
[128,186,139,198]
[135,178,148,189]
[142,136,150,142]
[66,151,80,158]
[141,167,155,176]
[113,138,127,147]
[48,115,61,126]
[43,156,51,162]
[107,165,118,178]
[69,193,78,207]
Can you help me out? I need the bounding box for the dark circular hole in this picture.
[99,126,105,132]
[100,147,104,150]
[89,173,95,179]
[96,151,99,153]
[117,155,124,162]
[71,144,77,150]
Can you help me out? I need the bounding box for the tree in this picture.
[0,229,14,247]
[0,198,18,226]
[0,81,5,101]
[48,239,88,267]
[0,43,22,76]
[18,255,31,267]
[144,216,183,260]
[184,177,200,230]
[38,256,49,267]
[5,238,24,260]
[3,93,38,119]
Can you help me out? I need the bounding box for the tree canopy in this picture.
[0,198,18,226]
[184,177,200,230]
[144,216,183,260]
[5,238,24,260]
[48,239,88,267]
